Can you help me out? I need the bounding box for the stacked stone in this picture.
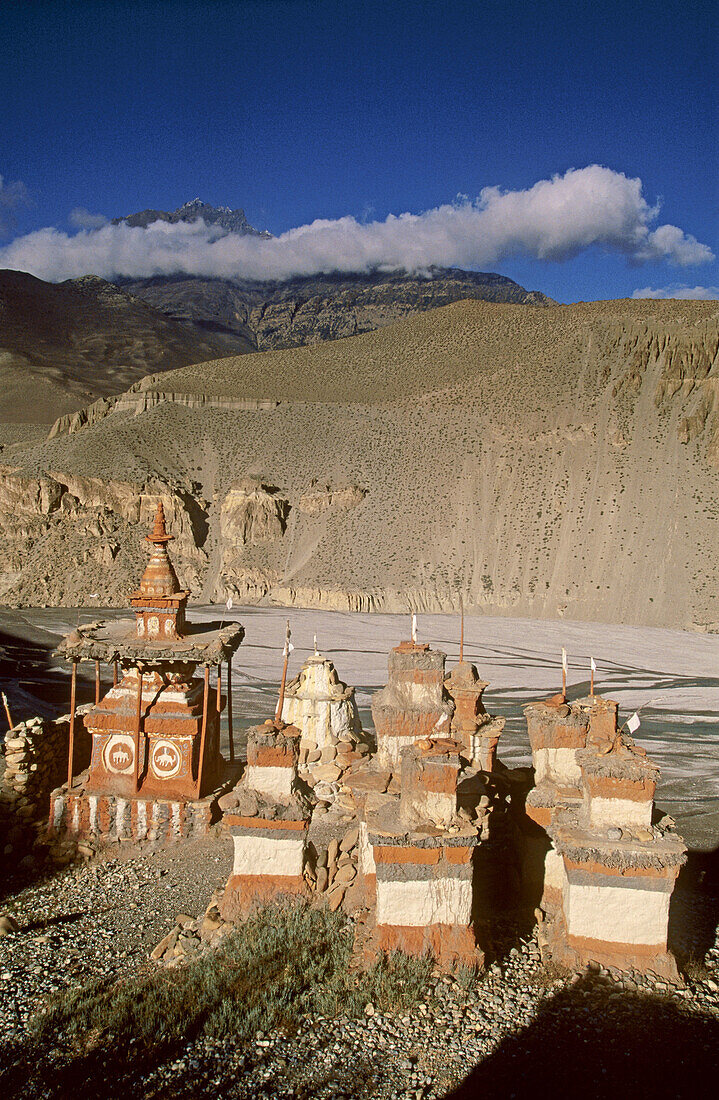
[365,737,487,970]
[151,888,235,967]
[220,720,312,921]
[445,661,505,770]
[302,826,360,912]
[281,654,371,813]
[371,642,454,769]
[1,713,91,858]
[546,716,686,981]
[521,695,593,915]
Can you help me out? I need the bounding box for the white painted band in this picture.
[376,877,472,927]
[564,881,670,946]
[231,834,305,877]
[534,746,582,785]
[588,795,652,829]
[244,765,294,801]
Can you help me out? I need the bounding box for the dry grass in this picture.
[31,900,432,1055]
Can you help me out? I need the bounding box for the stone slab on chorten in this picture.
[55,617,245,665]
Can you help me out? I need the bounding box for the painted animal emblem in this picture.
[150,739,182,779]
[111,746,131,766]
[155,746,179,769]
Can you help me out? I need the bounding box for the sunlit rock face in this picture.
[219,480,289,547]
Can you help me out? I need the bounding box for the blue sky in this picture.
[0,0,716,301]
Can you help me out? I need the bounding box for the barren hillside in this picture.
[0,270,249,433]
[0,298,716,631]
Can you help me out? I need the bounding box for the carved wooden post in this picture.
[227,657,234,763]
[133,667,144,793]
[216,662,222,713]
[196,664,210,797]
[66,660,78,792]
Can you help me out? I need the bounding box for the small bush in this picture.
[32,900,432,1057]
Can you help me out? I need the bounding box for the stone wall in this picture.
[0,710,91,860]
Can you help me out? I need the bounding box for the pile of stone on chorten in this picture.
[211,632,685,979]
[520,691,686,980]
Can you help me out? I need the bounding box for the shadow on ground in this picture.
[444,972,719,1099]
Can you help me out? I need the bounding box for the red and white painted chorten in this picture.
[55,502,244,822]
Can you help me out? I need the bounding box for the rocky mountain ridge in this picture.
[0,269,249,432]
[112,197,271,237]
[121,267,553,353]
[1,298,716,632]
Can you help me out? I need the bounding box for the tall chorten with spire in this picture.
[130,501,189,640]
[54,498,244,823]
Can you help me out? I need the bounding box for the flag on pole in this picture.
[411,613,417,643]
[226,597,233,611]
[561,647,568,672]
[626,712,641,734]
[283,640,295,657]
[590,656,597,673]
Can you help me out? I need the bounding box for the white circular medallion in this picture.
[150,739,182,779]
[103,734,135,775]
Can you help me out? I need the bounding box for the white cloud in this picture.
[69,207,108,230]
[632,284,719,300]
[0,165,712,283]
[0,174,30,236]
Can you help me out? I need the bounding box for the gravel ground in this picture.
[1,840,719,1098]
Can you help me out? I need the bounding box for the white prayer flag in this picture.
[590,656,597,673]
[411,613,417,642]
[226,597,233,611]
[626,712,641,734]
[561,647,568,672]
[282,641,295,657]
[313,634,318,654]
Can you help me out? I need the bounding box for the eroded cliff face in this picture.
[0,471,208,606]
[0,300,716,631]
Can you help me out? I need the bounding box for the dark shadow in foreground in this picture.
[443,973,719,1100]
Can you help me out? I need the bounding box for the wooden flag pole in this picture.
[561,649,567,699]
[2,692,13,732]
[94,660,101,705]
[113,659,119,687]
[66,661,78,792]
[196,665,210,796]
[274,620,291,725]
[133,667,144,793]
[227,657,234,763]
[590,660,595,698]
[216,662,222,713]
